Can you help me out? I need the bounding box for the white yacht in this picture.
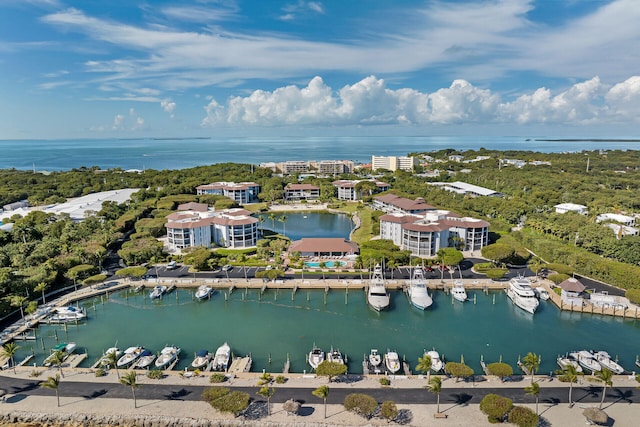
[534,287,550,301]
[308,345,325,370]
[43,342,77,367]
[368,349,382,368]
[134,349,156,369]
[557,354,583,373]
[47,306,87,323]
[570,350,602,373]
[155,345,181,369]
[327,347,345,365]
[212,342,231,372]
[408,266,433,310]
[593,351,625,374]
[191,350,212,370]
[384,350,401,374]
[149,285,167,300]
[451,280,467,302]
[506,277,539,314]
[425,349,445,373]
[195,285,213,300]
[367,264,390,311]
[117,346,144,368]
[96,347,122,368]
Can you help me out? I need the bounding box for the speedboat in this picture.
[384,350,401,374]
[593,351,625,374]
[308,345,325,370]
[367,264,390,311]
[117,346,144,368]
[96,347,122,367]
[506,277,539,314]
[425,349,445,373]
[451,280,467,302]
[134,349,156,369]
[212,342,231,372]
[195,285,213,300]
[47,306,87,323]
[155,345,181,369]
[570,350,601,373]
[191,350,212,370]
[43,342,77,366]
[534,287,550,301]
[408,266,433,310]
[150,285,167,299]
[369,349,382,368]
[327,347,344,365]
[557,354,583,373]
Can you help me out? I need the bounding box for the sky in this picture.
[1,0,639,139]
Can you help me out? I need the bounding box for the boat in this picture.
[451,280,467,302]
[212,342,231,372]
[367,264,390,311]
[425,349,445,373]
[134,283,145,292]
[133,349,156,369]
[149,285,167,299]
[534,287,550,301]
[195,285,213,300]
[408,266,433,310]
[47,306,87,323]
[593,351,625,374]
[384,350,401,374]
[368,349,382,368]
[155,345,181,369]
[43,342,77,367]
[117,346,144,368]
[506,277,539,314]
[96,347,122,368]
[191,350,212,370]
[327,347,344,365]
[570,350,602,373]
[556,354,583,373]
[308,345,325,370]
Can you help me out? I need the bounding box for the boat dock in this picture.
[228,356,252,374]
[63,353,88,369]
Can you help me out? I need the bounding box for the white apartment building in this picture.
[373,194,434,214]
[429,181,502,197]
[371,155,418,171]
[284,183,321,201]
[196,182,260,204]
[315,160,354,175]
[333,179,390,201]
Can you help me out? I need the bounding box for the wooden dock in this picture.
[228,356,252,374]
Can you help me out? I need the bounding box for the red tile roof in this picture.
[178,202,208,212]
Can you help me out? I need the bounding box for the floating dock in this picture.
[228,356,252,374]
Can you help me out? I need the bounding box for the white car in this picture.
[222,264,233,272]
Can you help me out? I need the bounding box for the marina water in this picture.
[17,287,640,375]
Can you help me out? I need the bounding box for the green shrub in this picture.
[444,362,474,382]
[480,393,513,423]
[211,391,250,416]
[380,400,398,421]
[553,287,562,296]
[83,273,107,286]
[486,362,513,381]
[94,368,106,377]
[508,406,539,427]
[474,262,494,272]
[202,386,230,403]
[626,288,640,305]
[548,273,570,284]
[379,377,391,386]
[275,375,287,384]
[209,373,227,383]
[485,269,508,279]
[146,370,164,379]
[546,263,574,275]
[344,393,378,419]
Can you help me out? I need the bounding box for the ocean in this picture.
[1,136,639,171]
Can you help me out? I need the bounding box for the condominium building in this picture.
[166,202,258,251]
[333,179,390,201]
[371,155,418,171]
[314,160,355,175]
[429,181,502,197]
[373,194,434,214]
[195,181,261,204]
[281,161,311,175]
[284,183,321,201]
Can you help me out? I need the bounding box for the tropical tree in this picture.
[521,352,541,383]
[312,384,330,419]
[316,360,347,382]
[258,215,265,232]
[595,368,613,409]
[40,374,61,407]
[6,295,28,319]
[380,400,398,421]
[1,342,20,374]
[318,261,326,281]
[257,386,275,415]
[557,364,583,407]
[444,361,474,383]
[415,353,432,383]
[268,213,276,231]
[119,371,139,408]
[35,281,49,304]
[487,362,514,382]
[48,350,66,378]
[524,381,540,415]
[102,349,120,378]
[278,215,287,236]
[427,376,443,413]
[387,259,396,279]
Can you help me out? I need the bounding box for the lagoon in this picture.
[261,212,353,241]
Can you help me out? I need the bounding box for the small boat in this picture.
[96,347,122,368]
[308,345,325,370]
[327,347,345,365]
[43,342,77,367]
[155,345,181,369]
[149,285,167,299]
[117,346,144,368]
[593,351,625,374]
[534,287,550,301]
[557,353,583,373]
[212,342,231,372]
[47,306,87,323]
[134,349,156,369]
[367,264,390,311]
[506,277,539,314]
[368,349,382,368]
[570,350,601,373]
[191,350,212,370]
[384,350,401,374]
[195,285,213,300]
[408,266,433,310]
[134,283,145,292]
[425,349,445,373]
[451,280,467,302]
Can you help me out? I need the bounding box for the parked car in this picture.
[167,261,178,270]
[222,264,233,272]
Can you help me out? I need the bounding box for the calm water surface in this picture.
[261,212,353,241]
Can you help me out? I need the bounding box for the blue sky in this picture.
[1,0,639,139]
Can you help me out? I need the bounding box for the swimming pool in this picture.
[304,261,346,268]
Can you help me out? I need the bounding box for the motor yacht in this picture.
[195,285,213,300]
[593,351,625,374]
[96,347,122,368]
[384,350,401,374]
[327,347,345,365]
[149,285,167,300]
[556,353,583,373]
[134,349,156,369]
[451,280,467,302]
[212,342,231,372]
[570,350,601,373]
[368,349,382,368]
[308,345,325,370]
[408,266,433,310]
[534,287,550,301]
[47,306,87,323]
[43,342,77,367]
[117,346,144,368]
[506,277,539,314]
[155,345,181,369]
[425,349,445,373]
[191,350,212,370]
[367,264,390,311]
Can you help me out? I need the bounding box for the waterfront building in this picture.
[380,210,489,257]
[315,160,354,175]
[195,181,260,204]
[166,202,258,251]
[373,194,434,214]
[284,183,320,201]
[332,179,390,201]
[557,278,586,307]
[428,181,502,197]
[371,155,418,171]
[554,203,588,215]
[288,238,359,257]
[281,161,311,175]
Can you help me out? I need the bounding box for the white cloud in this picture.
[604,76,640,121]
[110,109,145,131]
[112,114,125,130]
[427,80,499,124]
[160,98,176,116]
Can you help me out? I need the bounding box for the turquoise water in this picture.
[305,261,347,268]
[261,212,353,241]
[13,288,640,375]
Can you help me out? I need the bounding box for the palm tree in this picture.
[312,385,330,419]
[48,350,66,378]
[557,364,582,407]
[34,281,49,304]
[40,374,61,407]
[525,381,540,414]
[278,215,287,236]
[522,352,541,383]
[318,261,326,281]
[258,215,265,232]
[268,213,276,231]
[415,353,433,383]
[595,368,613,409]
[119,371,139,408]
[387,259,396,279]
[103,349,120,378]
[427,376,443,414]
[6,295,28,320]
[257,386,275,415]
[1,342,20,374]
